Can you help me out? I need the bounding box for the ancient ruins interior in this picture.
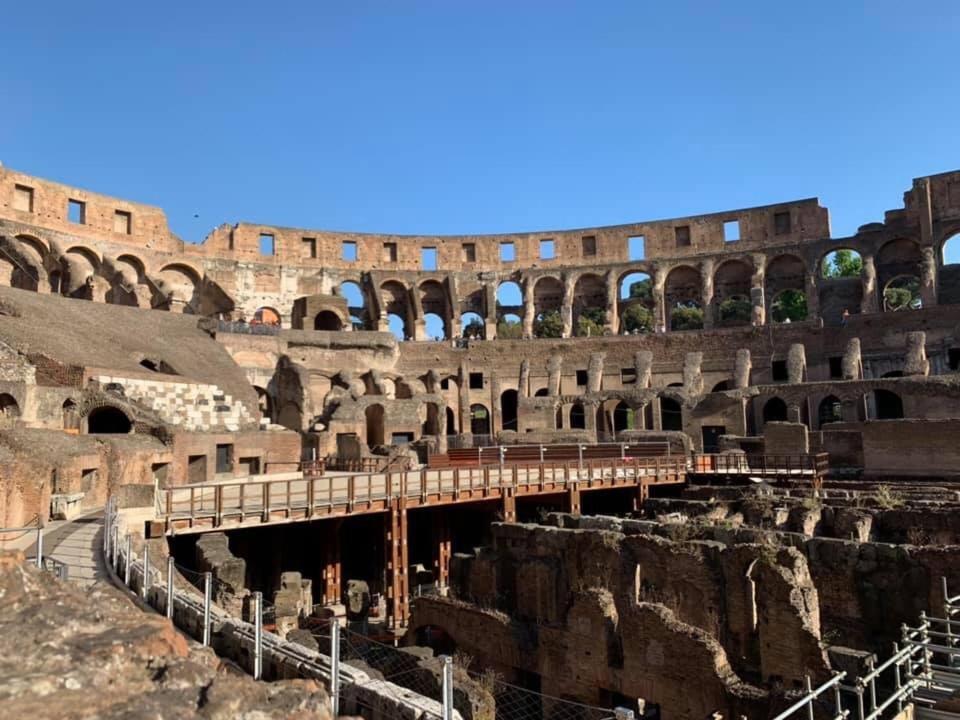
[2,163,960,719]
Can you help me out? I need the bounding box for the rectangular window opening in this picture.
[215,444,234,474]
[581,236,597,257]
[723,220,740,242]
[440,378,450,390]
[772,360,788,382]
[949,348,960,371]
[68,199,86,225]
[627,235,645,261]
[114,210,132,235]
[540,239,555,260]
[13,184,34,213]
[384,242,398,262]
[620,367,637,385]
[259,233,275,255]
[500,242,515,262]
[422,246,438,271]
[829,356,843,379]
[342,240,357,262]
[576,369,589,386]
[675,226,690,247]
[463,243,476,263]
[302,237,317,259]
[469,372,484,389]
[774,212,791,235]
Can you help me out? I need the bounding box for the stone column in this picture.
[519,359,531,398]
[605,269,618,333]
[903,331,930,376]
[804,271,820,322]
[700,258,715,330]
[750,254,766,326]
[920,246,937,308]
[651,396,663,431]
[734,349,752,389]
[409,286,426,341]
[842,339,862,380]
[587,352,605,394]
[490,373,502,434]
[522,276,535,338]
[458,361,470,434]
[860,255,878,314]
[483,282,497,340]
[635,351,653,389]
[653,266,667,332]
[787,344,807,384]
[547,355,563,396]
[561,273,575,338]
[683,352,704,395]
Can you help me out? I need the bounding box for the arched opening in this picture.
[314,311,343,331]
[569,403,586,430]
[254,386,273,421]
[771,289,808,323]
[711,380,731,393]
[254,307,281,326]
[423,402,441,436]
[821,249,863,278]
[762,397,788,423]
[940,232,960,304]
[665,266,703,331]
[156,263,201,313]
[714,260,753,327]
[469,404,490,435]
[445,407,457,435]
[573,274,607,337]
[87,406,132,434]
[62,399,79,431]
[533,276,564,338]
[817,396,842,427]
[339,281,368,330]
[0,393,20,422]
[612,401,632,432]
[872,389,904,420]
[460,312,485,340]
[883,276,922,311]
[619,271,653,334]
[534,388,549,397]
[424,312,447,340]
[496,281,523,336]
[365,404,385,447]
[500,390,518,432]
[387,313,407,341]
[381,281,411,340]
[555,405,563,429]
[882,371,904,378]
[660,397,682,432]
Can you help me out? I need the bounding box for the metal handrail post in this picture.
[805,676,814,720]
[142,548,150,601]
[124,534,132,586]
[441,655,454,720]
[253,591,263,680]
[203,572,212,647]
[330,621,341,717]
[166,556,175,620]
[35,524,43,569]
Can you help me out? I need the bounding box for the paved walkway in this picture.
[0,509,107,588]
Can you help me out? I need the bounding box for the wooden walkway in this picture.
[155,455,687,536]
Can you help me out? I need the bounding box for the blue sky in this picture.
[3,1,960,294]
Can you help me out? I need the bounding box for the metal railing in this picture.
[0,521,53,573]
[772,579,960,720]
[159,454,688,531]
[690,452,829,477]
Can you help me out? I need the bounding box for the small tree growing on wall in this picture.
[670,302,703,330]
[621,304,653,333]
[534,310,564,338]
[576,307,606,337]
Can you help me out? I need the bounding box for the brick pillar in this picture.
[322,519,342,605]
[633,481,650,512]
[701,258,715,330]
[561,274,575,338]
[522,276,535,338]
[502,488,517,522]
[384,497,409,630]
[566,483,581,514]
[433,515,452,591]
[651,397,663,430]
[605,269,618,333]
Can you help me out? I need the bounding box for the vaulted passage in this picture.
[87,406,132,434]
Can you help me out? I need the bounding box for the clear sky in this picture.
[2,1,959,261]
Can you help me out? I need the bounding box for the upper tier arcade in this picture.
[2,164,960,340]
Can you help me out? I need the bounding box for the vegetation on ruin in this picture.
[621,303,653,333]
[628,277,653,302]
[670,302,704,330]
[463,318,484,339]
[534,309,563,338]
[771,289,808,323]
[884,277,922,311]
[717,296,752,326]
[496,318,523,339]
[576,307,607,336]
[822,249,863,278]
[872,484,905,509]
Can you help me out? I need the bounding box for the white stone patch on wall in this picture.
[95,376,253,432]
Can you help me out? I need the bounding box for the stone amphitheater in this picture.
[2,163,960,720]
